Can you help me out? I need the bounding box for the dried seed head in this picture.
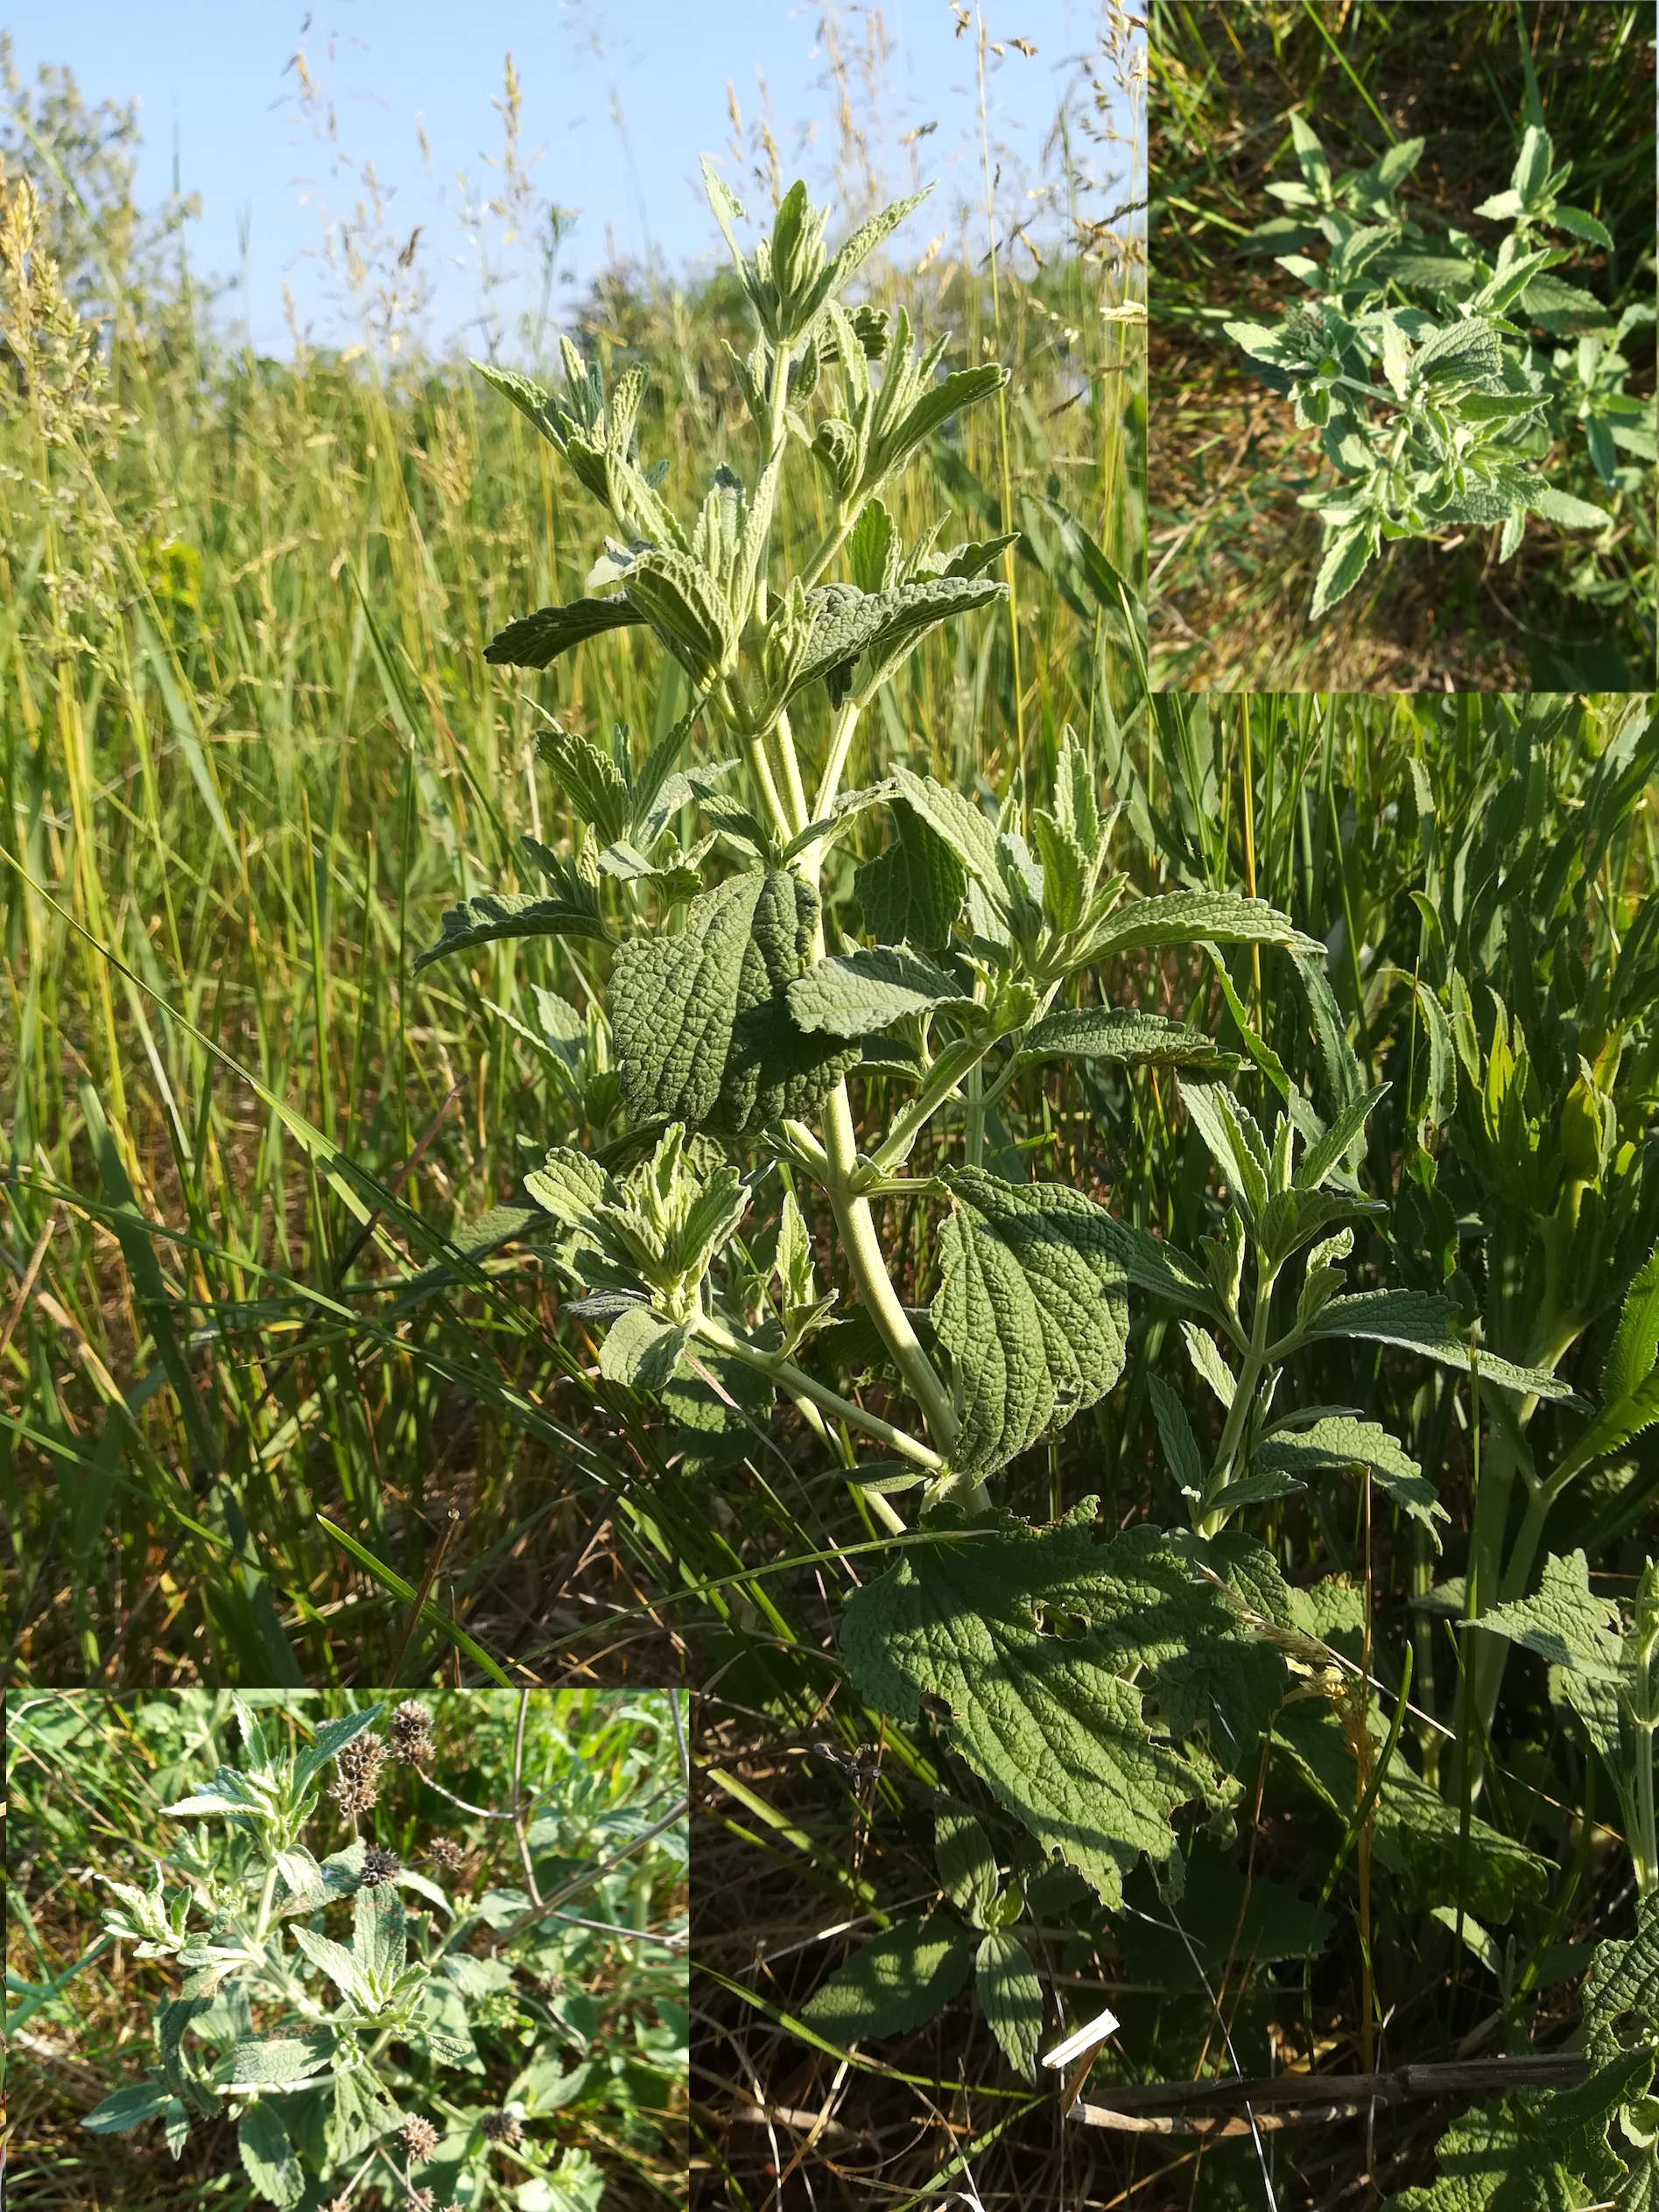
[359,1845,401,1888]
[425,1836,465,1871]
[478,2110,524,2145]
[407,2190,436,2212]
[330,1732,388,1819]
[401,2115,441,2161]
[388,1700,436,1766]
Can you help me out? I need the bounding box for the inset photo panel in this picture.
[8,1689,688,2210]
[1149,0,1654,692]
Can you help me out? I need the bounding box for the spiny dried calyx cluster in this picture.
[329,1703,434,1818]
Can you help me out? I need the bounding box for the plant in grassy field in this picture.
[1391,698,1659,1787]
[1385,1898,1659,2211]
[1227,112,1652,618]
[79,1697,657,2211]
[426,172,1590,2070]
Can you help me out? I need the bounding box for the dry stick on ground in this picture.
[1068,2052,1592,2134]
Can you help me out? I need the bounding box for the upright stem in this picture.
[253,1860,280,1946]
[820,1083,960,1456]
[1197,1248,1278,1538]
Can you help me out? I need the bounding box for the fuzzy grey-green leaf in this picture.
[933,1169,1129,1473]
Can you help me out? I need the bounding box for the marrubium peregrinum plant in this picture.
[1227,111,1653,620]
[418,171,1590,2050]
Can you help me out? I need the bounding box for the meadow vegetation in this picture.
[1149,0,1655,692]
[7,15,1659,2212]
[9,1689,686,2210]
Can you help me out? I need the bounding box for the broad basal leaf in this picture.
[932,1168,1129,1472]
[787,945,974,1036]
[1019,1006,1236,1071]
[611,869,859,1136]
[483,594,643,668]
[800,1917,974,2040]
[1303,1291,1583,1401]
[841,1505,1280,1905]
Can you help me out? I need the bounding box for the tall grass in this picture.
[0,28,1143,1688]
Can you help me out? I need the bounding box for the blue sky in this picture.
[7,1,1124,355]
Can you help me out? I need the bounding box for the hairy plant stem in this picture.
[1197,1248,1280,1539]
[866,1034,1000,1176]
[816,1083,961,1459]
[694,1308,945,1472]
[253,1859,280,1947]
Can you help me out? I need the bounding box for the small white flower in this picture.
[1040,2005,1120,2070]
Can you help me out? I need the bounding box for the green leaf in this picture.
[1091,1216,1218,1315]
[1478,1550,1624,1685]
[800,1917,974,2040]
[294,1706,383,1794]
[1289,112,1331,197]
[414,884,609,971]
[1473,187,1524,221]
[483,595,643,669]
[1416,320,1505,388]
[855,799,967,947]
[353,1883,406,1993]
[794,575,1006,704]
[599,1304,691,1392]
[786,945,973,1036]
[935,1807,998,1926]
[1311,518,1377,621]
[327,2065,404,2163]
[1456,391,1549,425]
[1180,1080,1269,1223]
[885,763,1004,895]
[1303,1291,1583,1401]
[1296,1083,1388,1188]
[611,870,858,1136]
[1602,1239,1659,1406]
[237,2104,306,2209]
[1274,1703,1546,1921]
[1089,889,1322,963]
[1583,1896,1659,2061]
[841,1506,1220,1904]
[83,2078,185,2134]
[1149,1373,1206,1497]
[622,548,737,684]
[975,1931,1044,2079]
[932,1169,1129,1473]
[1019,1007,1236,1072]
[1549,203,1613,249]
[1513,123,1553,207]
[216,2033,336,2089]
[291,1925,375,2011]
[1530,485,1612,531]
[1520,273,1613,334]
[1255,1415,1448,1541]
